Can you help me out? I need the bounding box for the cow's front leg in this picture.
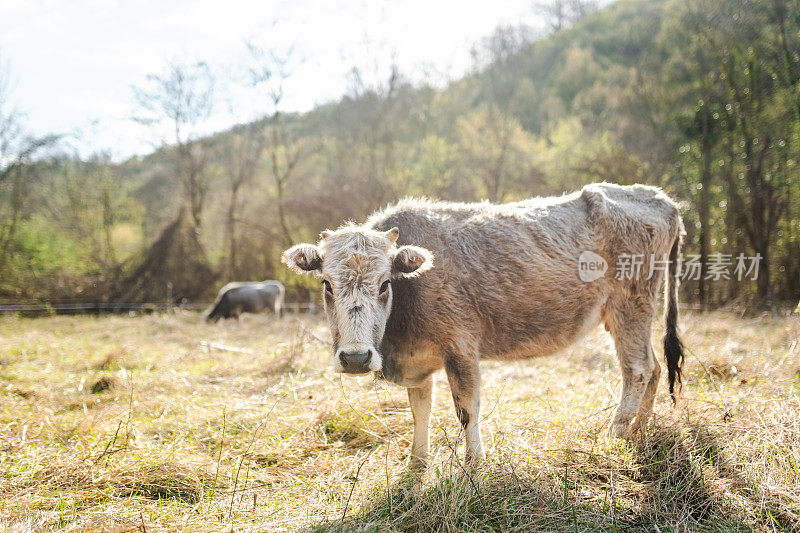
[444,352,484,464]
[407,375,434,470]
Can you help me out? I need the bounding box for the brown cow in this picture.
[283,183,685,468]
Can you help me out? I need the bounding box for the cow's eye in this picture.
[379,280,390,295]
[322,280,333,295]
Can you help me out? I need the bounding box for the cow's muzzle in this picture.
[339,350,373,374]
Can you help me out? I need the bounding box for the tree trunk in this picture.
[275,177,293,248]
[224,185,240,281]
[0,166,25,274]
[270,111,296,248]
[724,192,738,302]
[755,241,774,313]
[698,127,712,310]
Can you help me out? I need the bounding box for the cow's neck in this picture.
[378,276,424,383]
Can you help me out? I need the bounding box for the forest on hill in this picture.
[1,0,798,309]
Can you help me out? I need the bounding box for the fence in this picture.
[0,301,318,315]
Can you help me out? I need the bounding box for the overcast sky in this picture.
[0,0,546,159]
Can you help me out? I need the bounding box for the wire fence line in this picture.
[0,301,319,314]
[0,301,706,314]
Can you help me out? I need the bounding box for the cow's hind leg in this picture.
[607,301,658,439]
[407,375,434,471]
[629,340,661,434]
[443,346,484,464]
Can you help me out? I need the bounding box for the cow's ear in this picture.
[282,244,322,275]
[392,245,434,278]
[384,227,399,244]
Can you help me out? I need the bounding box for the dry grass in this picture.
[0,310,797,531]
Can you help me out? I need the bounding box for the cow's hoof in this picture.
[408,453,429,470]
[466,453,486,466]
[608,422,631,440]
[404,457,428,481]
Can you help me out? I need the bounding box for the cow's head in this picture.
[282,226,433,374]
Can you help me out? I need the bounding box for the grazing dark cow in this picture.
[282,183,685,468]
[206,281,285,323]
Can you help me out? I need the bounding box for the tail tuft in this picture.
[664,232,685,404]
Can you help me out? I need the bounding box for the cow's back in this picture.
[228,283,279,311]
[367,184,682,363]
[368,194,604,360]
[254,282,283,311]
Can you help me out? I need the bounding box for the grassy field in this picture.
[0,310,798,532]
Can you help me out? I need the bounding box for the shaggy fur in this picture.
[283,183,686,466]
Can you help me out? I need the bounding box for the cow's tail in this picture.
[206,295,225,323]
[664,231,685,405]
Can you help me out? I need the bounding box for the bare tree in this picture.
[0,54,59,273]
[246,40,302,247]
[42,155,126,270]
[533,0,598,33]
[457,105,535,202]
[462,34,537,202]
[345,60,403,204]
[220,123,267,280]
[470,24,535,71]
[134,61,215,230]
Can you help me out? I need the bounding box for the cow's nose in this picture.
[339,351,371,374]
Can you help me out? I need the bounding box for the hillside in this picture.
[2,0,798,307]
